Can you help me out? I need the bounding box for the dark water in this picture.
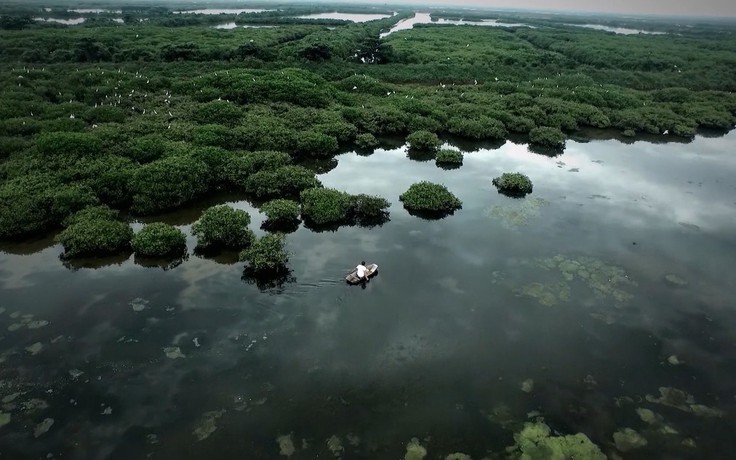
[1,134,736,459]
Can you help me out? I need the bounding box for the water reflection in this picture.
[381,12,532,38]
[213,22,277,29]
[1,133,735,458]
[33,17,86,25]
[174,9,271,15]
[567,23,667,35]
[296,12,394,23]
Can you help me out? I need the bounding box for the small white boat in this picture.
[345,263,378,284]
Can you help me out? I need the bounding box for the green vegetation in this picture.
[261,199,300,230]
[239,233,289,274]
[492,172,534,196]
[131,222,186,257]
[399,181,462,217]
[191,205,254,250]
[245,165,322,198]
[0,6,735,240]
[355,133,379,150]
[300,188,390,227]
[529,127,566,150]
[406,130,442,152]
[507,421,606,459]
[55,206,133,258]
[435,149,463,166]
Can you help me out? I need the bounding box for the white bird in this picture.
[69,114,75,119]
[92,124,98,128]
[663,129,669,135]
[474,79,478,85]
[168,111,172,117]
[352,86,357,90]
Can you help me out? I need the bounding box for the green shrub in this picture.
[130,155,210,214]
[36,131,102,157]
[222,151,292,189]
[239,233,289,274]
[0,175,97,238]
[55,210,133,258]
[245,165,322,198]
[261,199,300,228]
[350,194,391,224]
[492,172,533,196]
[399,181,462,216]
[435,149,463,166]
[355,133,379,149]
[192,205,254,250]
[529,127,566,150]
[62,205,119,227]
[132,223,186,257]
[300,188,353,225]
[406,130,441,152]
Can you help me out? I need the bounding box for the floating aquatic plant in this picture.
[400,181,462,218]
[612,428,648,452]
[506,421,605,459]
[193,410,225,441]
[487,197,548,229]
[404,438,427,460]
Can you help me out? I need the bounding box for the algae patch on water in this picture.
[506,421,605,459]
[327,435,344,457]
[405,438,427,460]
[645,387,724,417]
[0,412,10,428]
[193,409,225,441]
[34,418,54,438]
[487,197,549,229]
[276,433,295,457]
[613,427,647,452]
[163,346,185,359]
[512,255,636,309]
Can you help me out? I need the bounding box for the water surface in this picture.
[1,134,735,459]
[295,12,394,23]
[567,23,667,34]
[173,9,272,15]
[381,12,532,38]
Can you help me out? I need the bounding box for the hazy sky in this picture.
[352,0,736,17]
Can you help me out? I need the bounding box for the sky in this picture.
[333,0,736,17]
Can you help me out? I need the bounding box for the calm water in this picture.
[33,17,86,25]
[213,23,277,30]
[1,134,736,459]
[295,12,394,23]
[173,9,272,15]
[568,23,667,35]
[381,13,532,38]
[67,9,123,14]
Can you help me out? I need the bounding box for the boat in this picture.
[345,263,378,284]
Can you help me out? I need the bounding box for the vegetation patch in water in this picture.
[245,165,322,198]
[192,205,254,251]
[507,421,605,459]
[435,149,463,166]
[406,130,441,153]
[355,133,379,150]
[514,281,570,306]
[300,188,390,227]
[261,199,300,231]
[276,433,296,457]
[132,222,186,257]
[240,233,289,275]
[55,206,133,258]
[529,126,566,150]
[492,172,533,197]
[400,181,462,217]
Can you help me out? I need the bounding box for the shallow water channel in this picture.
[1,133,736,458]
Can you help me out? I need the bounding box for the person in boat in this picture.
[356,261,368,281]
